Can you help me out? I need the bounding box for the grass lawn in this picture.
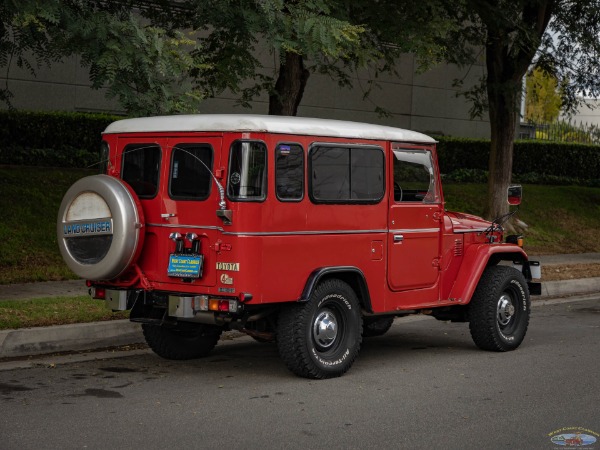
[0,166,94,284]
[443,183,600,254]
[1,166,600,284]
[0,296,128,330]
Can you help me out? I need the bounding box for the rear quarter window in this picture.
[309,144,384,204]
[227,141,267,201]
[276,143,304,201]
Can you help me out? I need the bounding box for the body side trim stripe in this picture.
[147,223,388,236]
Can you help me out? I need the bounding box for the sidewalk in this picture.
[1,253,599,359]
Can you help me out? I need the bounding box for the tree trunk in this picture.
[480,0,555,226]
[269,52,310,116]
[485,67,519,222]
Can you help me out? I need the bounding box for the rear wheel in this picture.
[362,317,394,337]
[277,279,362,379]
[468,266,530,351]
[142,322,222,360]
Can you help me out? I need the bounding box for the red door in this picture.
[387,146,442,293]
[117,135,223,288]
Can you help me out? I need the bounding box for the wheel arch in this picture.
[300,266,373,313]
[449,245,529,305]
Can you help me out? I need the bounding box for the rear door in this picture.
[387,145,442,295]
[118,135,223,287]
[162,137,223,287]
[118,137,165,225]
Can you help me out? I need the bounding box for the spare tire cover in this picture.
[57,175,145,280]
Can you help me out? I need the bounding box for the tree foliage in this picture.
[435,0,600,223]
[525,67,562,123]
[151,0,456,116]
[1,0,207,116]
[3,1,457,117]
[540,1,600,113]
[0,0,63,106]
[64,11,207,116]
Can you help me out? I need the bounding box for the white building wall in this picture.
[1,52,490,138]
[565,100,600,127]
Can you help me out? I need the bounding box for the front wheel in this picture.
[468,266,530,351]
[277,279,363,379]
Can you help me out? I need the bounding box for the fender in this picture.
[300,266,373,313]
[448,244,528,304]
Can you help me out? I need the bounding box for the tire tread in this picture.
[277,279,362,379]
[469,265,530,352]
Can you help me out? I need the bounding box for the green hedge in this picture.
[437,136,600,182]
[0,110,122,168]
[1,111,599,185]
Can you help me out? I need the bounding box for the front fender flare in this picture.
[448,244,529,305]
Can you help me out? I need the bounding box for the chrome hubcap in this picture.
[497,294,516,327]
[313,309,338,349]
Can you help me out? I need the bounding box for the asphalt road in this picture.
[1,295,598,450]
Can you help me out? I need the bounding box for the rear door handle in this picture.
[394,234,404,243]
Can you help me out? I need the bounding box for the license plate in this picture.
[168,254,203,278]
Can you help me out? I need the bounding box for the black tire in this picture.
[468,265,530,351]
[362,317,394,337]
[142,322,222,360]
[277,279,363,379]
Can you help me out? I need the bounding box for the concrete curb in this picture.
[0,320,144,359]
[1,277,599,360]
[541,277,600,298]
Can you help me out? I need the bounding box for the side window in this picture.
[170,144,213,200]
[310,145,384,203]
[393,149,439,203]
[122,144,161,198]
[227,141,267,201]
[276,143,304,201]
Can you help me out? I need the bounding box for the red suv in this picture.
[58,115,541,378]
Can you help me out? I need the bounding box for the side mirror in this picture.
[507,185,522,206]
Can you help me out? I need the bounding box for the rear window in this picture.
[169,144,213,200]
[121,144,161,198]
[309,145,384,203]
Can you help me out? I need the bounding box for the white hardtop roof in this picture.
[103,114,436,144]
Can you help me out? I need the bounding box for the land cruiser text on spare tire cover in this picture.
[57,175,145,280]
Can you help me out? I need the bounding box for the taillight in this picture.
[90,287,106,300]
[195,296,240,313]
